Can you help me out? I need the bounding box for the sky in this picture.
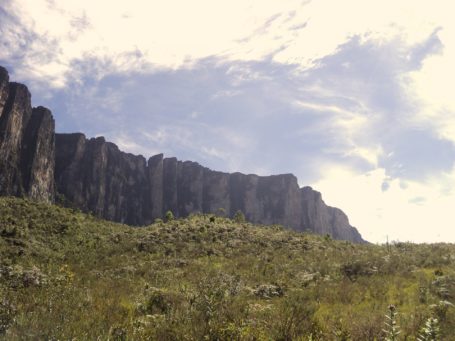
[1,0,455,243]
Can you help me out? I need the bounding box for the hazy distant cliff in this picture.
[0,65,365,242]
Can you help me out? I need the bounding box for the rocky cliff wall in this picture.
[0,65,365,242]
[0,67,55,203]
[300,186,363,242]
[54,133,365,242]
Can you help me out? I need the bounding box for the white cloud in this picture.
[2,0,306,84]
[408,28,455,144]
[112,133,151,157]
[312,165,455,243]
[4,0,450,85]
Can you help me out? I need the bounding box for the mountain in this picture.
[0,65,365,242]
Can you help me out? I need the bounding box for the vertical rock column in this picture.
[203,169,230,216]
[55,133,88,207]
[162,157,179,216]
[177,161,204,217]
[0,66,9,117]
[0,83,32,196]
[0,67,55,202]
[146,153,164,223]
[21,106,55,203]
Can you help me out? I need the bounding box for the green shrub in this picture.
[233,210,246,223]
[165,211,174,222]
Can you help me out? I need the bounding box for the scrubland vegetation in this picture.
[0,197,454,340]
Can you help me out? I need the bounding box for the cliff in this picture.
[0,66,55,203]
[0,65,365,242]
[55,133,365,242]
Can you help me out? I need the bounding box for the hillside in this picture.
[0,197,454,340]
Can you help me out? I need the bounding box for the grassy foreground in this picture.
[0,197,454,340]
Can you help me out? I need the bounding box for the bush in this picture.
[341,260,375,281]
[233,210,245,223]
[254,284,284,299]
[144,288,175,315]
[0,297,15,335]
[165,211,174,222]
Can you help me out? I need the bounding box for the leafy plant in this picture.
[383,305,400,341]
[417,317,439,341]
[233,210,246,223]
[165,210,174,222]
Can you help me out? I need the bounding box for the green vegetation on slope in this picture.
[0,197,454,340]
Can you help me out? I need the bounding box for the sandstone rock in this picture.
[0,66,9,118]
[301,186,363,243]
[162,157,178,217]
[55,134,148,224]
[146,153,164,223]
[177,161,204,217]
[54,132,365,241]
[21,106,55,202]
[0,65,365,242]
[0,72,55,202]
[0,83,32,196]
[202,169,230,215]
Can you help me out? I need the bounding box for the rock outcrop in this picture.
[0,67,55,203]
[54,133,365,242]
[55,134,148,225]
[0,65,365,242]
[301,187,363,242]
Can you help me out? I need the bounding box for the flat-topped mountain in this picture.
[0,65,365,242]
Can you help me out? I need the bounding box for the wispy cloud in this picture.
[27,30,450,185]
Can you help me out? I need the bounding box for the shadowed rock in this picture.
[0,66,9,117]
[54,133,365,242]
[0,65,365,242]
[0,68,55,203]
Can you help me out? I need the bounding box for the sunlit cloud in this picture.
[314,165,455,243]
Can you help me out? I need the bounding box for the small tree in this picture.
[216,207,226,217]
[233,210,245,223]
[165,210,174,222]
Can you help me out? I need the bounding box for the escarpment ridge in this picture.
[0,66,365,242]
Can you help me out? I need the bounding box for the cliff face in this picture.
[0,65,365,242]
[300,187,364,243]
[55,134,148,225]
[0,67,55,203]
[54,133,365,242]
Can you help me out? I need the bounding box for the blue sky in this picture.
[1,0,455,242]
